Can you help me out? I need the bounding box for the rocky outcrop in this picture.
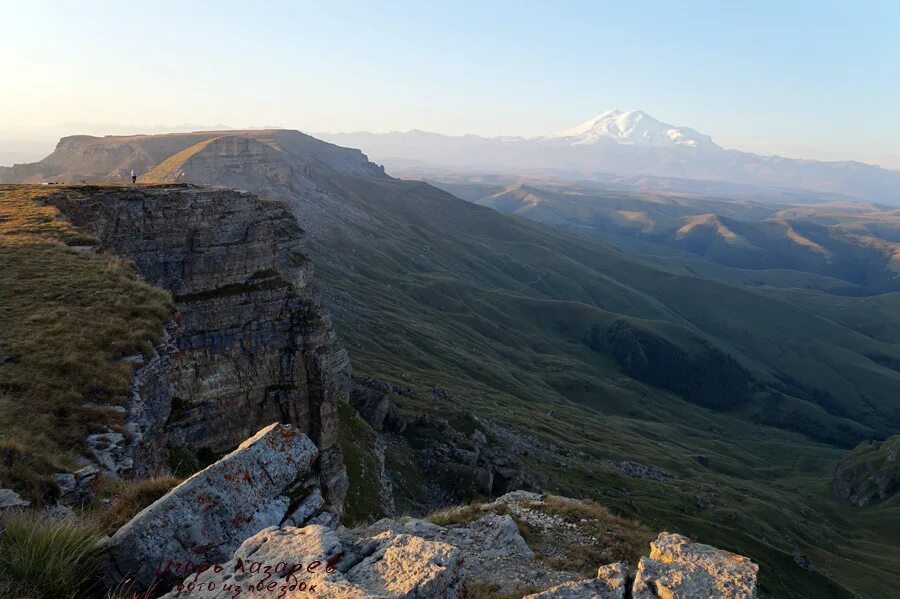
[45,185,349,511]
[632,533,759,598]
[151,489,759,599]
[832,435,899,506]
[363,512,553,591]
[160,524,466,599]
[105,424,324,590]
[350,376,542,512]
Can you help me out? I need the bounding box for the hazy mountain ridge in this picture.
[317,110,900,204]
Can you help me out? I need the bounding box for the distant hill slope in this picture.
[6,130,900,597]
[436,180,900,295]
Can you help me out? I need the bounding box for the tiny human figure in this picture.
[131,169,137,184]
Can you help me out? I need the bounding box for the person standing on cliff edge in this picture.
[131,169,136,184]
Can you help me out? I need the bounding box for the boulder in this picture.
[56,465,102,506]
[104,423,322,591]
[160,524,466,599]
[0,488,30,511]
[523,562,627,599]
[631,532,758,598]
[362,511,568,594]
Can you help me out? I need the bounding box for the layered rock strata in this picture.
[46,185,349,511]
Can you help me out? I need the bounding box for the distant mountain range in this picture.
[318,110,900,205]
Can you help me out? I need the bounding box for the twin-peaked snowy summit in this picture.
[548,109,717,149]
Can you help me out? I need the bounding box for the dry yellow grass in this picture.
[530,495,653,573]
[0,185,173,503]
[96,476,180,534]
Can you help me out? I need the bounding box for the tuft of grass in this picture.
[0,511,103,598]
[97,476,180,535]
[466,581,543,599]
[425,502,486,526]
[0,440,70,505]
[0,185,173,503]
[530,495,653,573]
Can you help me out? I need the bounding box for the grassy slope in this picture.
[0,185,172,502]
[283,175,900,598]
[458,182,900,294]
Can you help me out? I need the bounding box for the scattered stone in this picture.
[603,460,668,481]
[86,431,131,476]
[429,386,453,402]
[793,552,813,571]
[471,430,487,446]
[0,488,30,511]
[56,466,102,506]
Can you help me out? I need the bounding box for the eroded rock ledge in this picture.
[45,185,350,511]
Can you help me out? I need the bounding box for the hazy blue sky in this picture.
[2,1,898,167]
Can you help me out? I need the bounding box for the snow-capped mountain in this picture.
[547,109,717,149]
[317,111,900,204]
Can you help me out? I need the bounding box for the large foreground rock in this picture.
[161,525,466,599]
[631,532,758,598]
[105,424,322,590]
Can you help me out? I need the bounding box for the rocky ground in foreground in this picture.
[90,423,758,599]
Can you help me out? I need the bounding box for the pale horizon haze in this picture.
[1,0,898,168]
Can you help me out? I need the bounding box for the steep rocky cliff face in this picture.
[44,184,350,512]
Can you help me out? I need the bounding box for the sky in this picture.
[1,0,899,167]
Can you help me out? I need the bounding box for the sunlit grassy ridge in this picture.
[0,185,172,502]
